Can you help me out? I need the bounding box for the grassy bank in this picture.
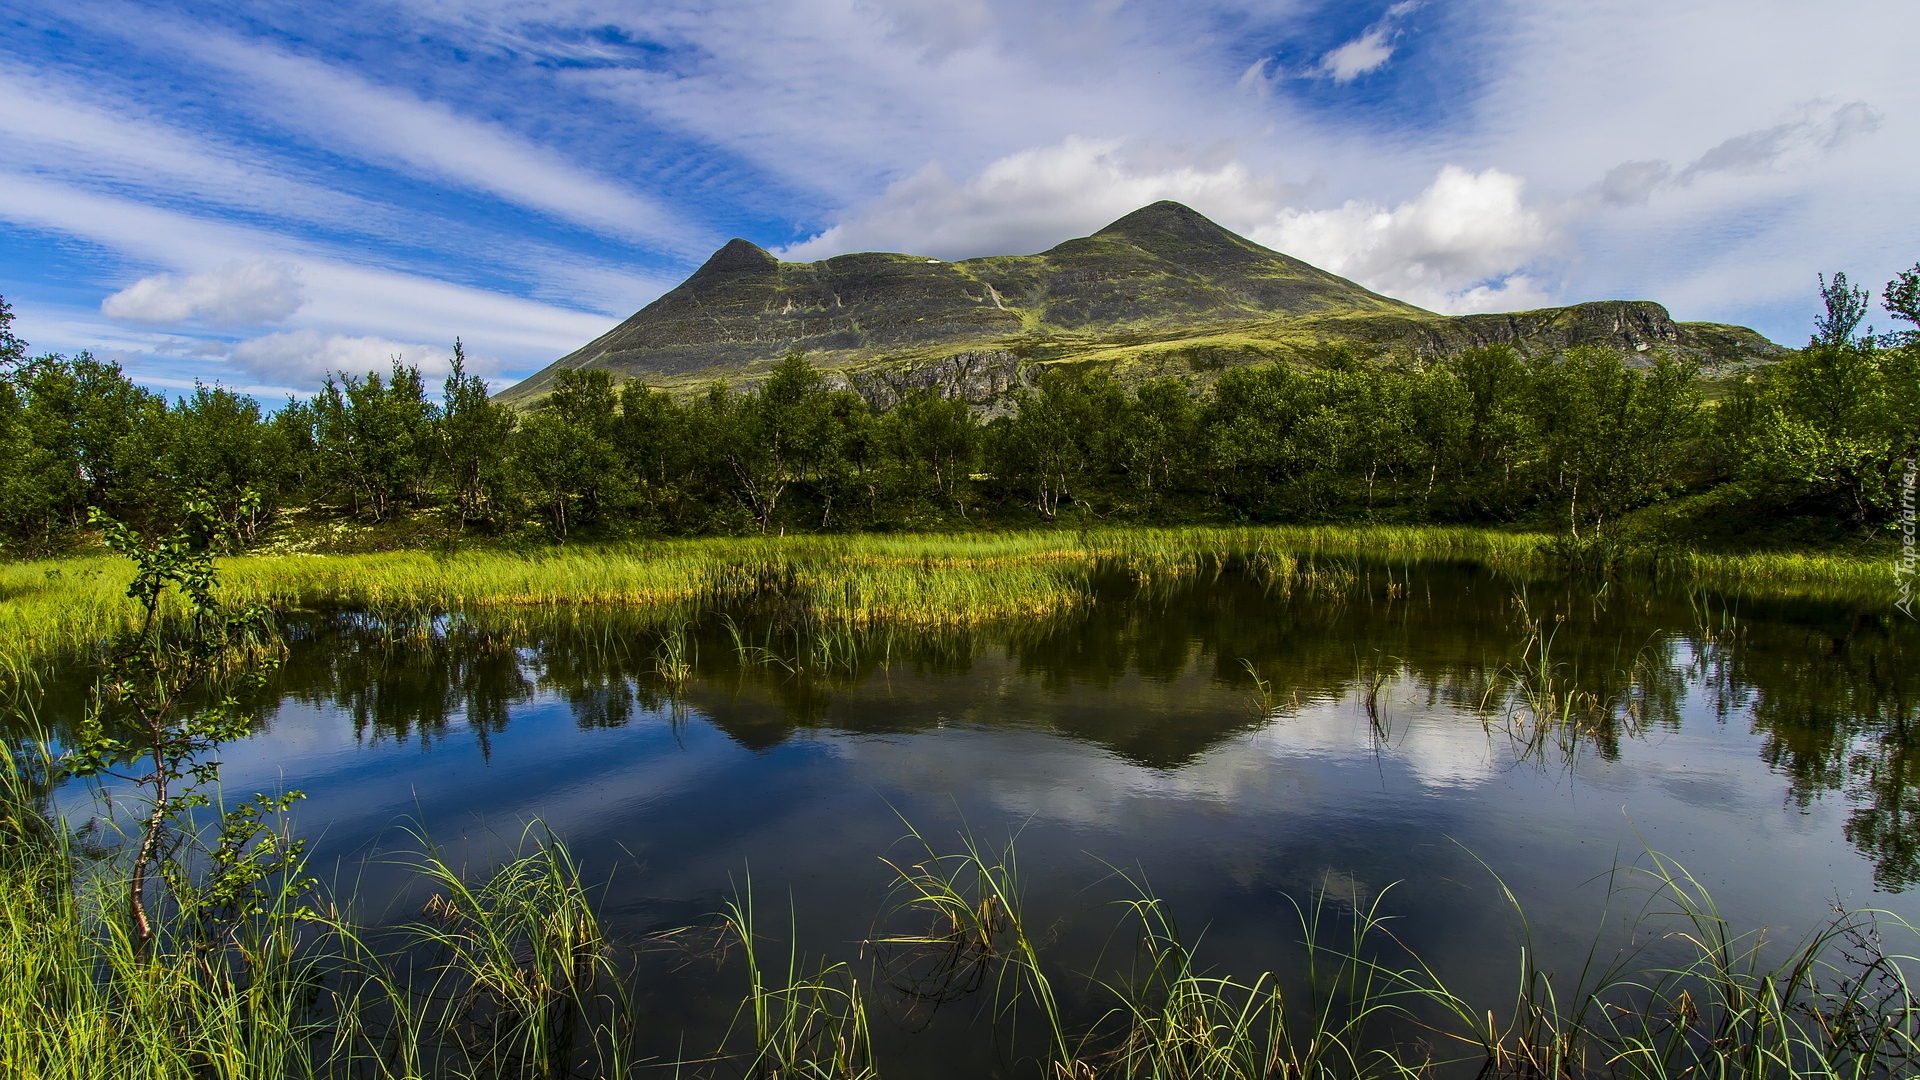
[1,525,1900,683]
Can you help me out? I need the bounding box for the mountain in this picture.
[499,201,1785,405]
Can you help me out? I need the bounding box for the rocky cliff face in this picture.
[847,350,1023,410]
[500,202,1786,405]
[1297,301,1787,372]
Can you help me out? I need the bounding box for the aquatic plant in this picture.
[719,879,878,1079]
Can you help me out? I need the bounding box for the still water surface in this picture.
[43,559,1920,1073]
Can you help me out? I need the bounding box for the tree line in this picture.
[1,268,1915,553]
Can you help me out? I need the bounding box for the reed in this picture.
[1094,869,1417,1080]
[719,879,878,1079]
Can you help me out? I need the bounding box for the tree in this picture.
[880,389,981,520]
[311,361,437,520]
[989,367,1128,519]
[439,340,518,530]
[0,302,69,545]
[1403,363,1472,517]
[3,352,171,536]
[61,504,299,956]
[614,380,699,531]
[1322,365,1415,515]
[1530,349,1702,536]
[1203,363,1316,519]
[1122,378,1199,512]
[1815,270,1872,346]
[1446,346,1537,518]
[1885,263,1920,348]
[516,367,620,539]
[1718,273,1918,529]
[810,387,880,529]
[703,352,837,533]
[0,294,25,373]
[166,383,286,546]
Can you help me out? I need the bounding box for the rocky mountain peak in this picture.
[1091,201,1247,249]
[685,237,779,284]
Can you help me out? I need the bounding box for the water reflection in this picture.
[13,560,1919,888]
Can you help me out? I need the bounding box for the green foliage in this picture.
[0,352,170,542]
[518,367,621,538]
[990,366,1129,519]
[310,360,438,521]
[0,295,24,372]
[60,502,295,954]
[1885,262,1920,348]
[166,383,287,547]
[1815,270,1873,346]
[1530,349,1704,536]
[441,338,519,530]
[1716,340,1918,529]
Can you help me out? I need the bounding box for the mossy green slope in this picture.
[502,201,1785,403]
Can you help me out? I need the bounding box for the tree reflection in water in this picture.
[11,559,1916,886]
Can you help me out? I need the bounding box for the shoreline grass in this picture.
[10,759,1918,1079]
[0,525,1900,686]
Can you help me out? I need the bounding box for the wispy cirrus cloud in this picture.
[144,23,710,256]
[1314,1,1420,83]
[0,172,610,387]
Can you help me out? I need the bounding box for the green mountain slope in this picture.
[500,201,1785,404]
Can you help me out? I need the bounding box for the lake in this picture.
[31,556,1920,1076]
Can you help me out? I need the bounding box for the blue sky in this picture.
[0,0,1914,399]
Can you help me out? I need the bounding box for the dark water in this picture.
[35,560,1920,1074]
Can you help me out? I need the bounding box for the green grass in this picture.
[1,525,1899,692]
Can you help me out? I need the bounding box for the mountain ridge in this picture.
[499,201,1785,404]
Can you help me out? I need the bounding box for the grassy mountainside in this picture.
[501,201,1785,404]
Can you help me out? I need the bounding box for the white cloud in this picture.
[1318,29,1393,83]
[226,329,451,384]
[1314,1,1420,83]
[101,261,303,327]
[1251,166,1556,313]
[563,0,1298,210]
[0,64,415,241]
[779,136,1296,261]
[4,0,1914,360]
[0,62,693,323]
